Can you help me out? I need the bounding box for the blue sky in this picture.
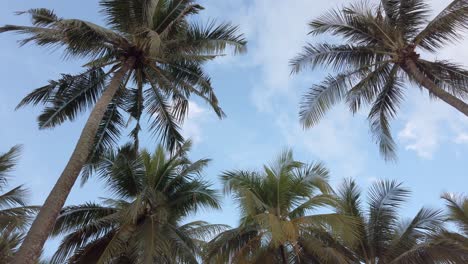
[1,0,467,257]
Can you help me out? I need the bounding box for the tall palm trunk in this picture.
[12,59,134,264]
[404,60,468,116]
[279,245,288,264]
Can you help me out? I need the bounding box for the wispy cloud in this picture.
[398,94,468,159]
[181,101,213,145]
[276,107,368,178]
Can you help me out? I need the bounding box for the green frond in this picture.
[346,62,394,113]
[335,178,363,217]
[441,192,468,235]
[96,225,135,264]
[389,238,468,264]
[183,222,230,243]
[154,1,204,35]
[31,68,108,129]
[367,180,411,258]
[60,233,114,264]
[299,72,355,128]
[0,232,24,263]
[0,186,28,209]
[386,208,444,261]
[183,20,247,55]
[15,8,59,26]
[368,65,403,161]
[290,43,390,74]
[54,145,219,262]
[394,0,430,39]
[415,59,468,99]
[308,3,388,46]
[288,194,338,219]
[414,0,468,52]
[99,145,145,198]
[160,60,225,118]
[50,215,118,263]
[1,13,125,59]
[144,70,184,152]
[100,0,154,33]
[0,146,22,188]
[52,202,118,237]
[204,226,260,263]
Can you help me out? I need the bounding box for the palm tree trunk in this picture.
[404,59,468,116]
[12,59,134,264]
[280,245,288,264]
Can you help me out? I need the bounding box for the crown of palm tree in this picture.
[50,141,225,263]
[1,2,246,262]
[291,0,468,160]
[205,149,357,264]
[2,0,246,155]
[334,179,468,263]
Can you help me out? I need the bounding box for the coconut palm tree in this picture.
[205,149,357,264]
[435,192,468,254]
[0,146,37,262]
[442,192,468,235]
[49,141,225,263]
[291,0,468,160]
[333,179,468,263]
[0,1,246,262]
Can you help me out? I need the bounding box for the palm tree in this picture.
[49,141,225,263]
[0,146,36,262]
[205,149,356,264]
[1,1,246,262]
[291,0,468,160]
[333,179,468,263]
[436,192,468,255]
[442,192,468,235]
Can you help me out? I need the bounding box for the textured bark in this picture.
[280,245,288,264]
[404,59,468,116]
[12,59,134,264]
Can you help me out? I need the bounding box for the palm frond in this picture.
[290,43,390,73]
[0,146,21,189]
[389,238,468,264]
[368,65,403,161]
[441,192,468,235]
[299,72,355,128]
[15,8,59,26]
[415,59,468,99]
[308,3,388,46]
[367,180,410,258]
[183,20,247,55]
[394,0,430,39]
[386,208,444,261]
[144,69,184,152]
[33,68,108,128]
[51,202,118,237]
[154,0,203,35]
[1,12,125,59]
[414,0,468,52]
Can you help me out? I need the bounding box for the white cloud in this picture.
[205,0,347,112]
[454,133,468,144]
[398,94,468,159]
[202,0,369,176]
[181,101,212,145]
[204,0,468,164]
[276,107,367,178]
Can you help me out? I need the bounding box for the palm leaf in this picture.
[414,0,468,52]
[367,65,403,161]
